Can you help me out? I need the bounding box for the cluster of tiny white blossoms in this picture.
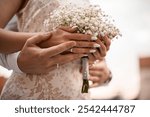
[44,4,121,40]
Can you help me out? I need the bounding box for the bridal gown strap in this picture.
[0,0,90,100]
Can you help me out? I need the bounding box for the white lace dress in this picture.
[0,0,90,99]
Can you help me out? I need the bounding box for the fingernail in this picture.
[94,44,101,48]
[72,26,78,29]
[91,36,97,41]
[90,49,96,53]
[83,54,88,57]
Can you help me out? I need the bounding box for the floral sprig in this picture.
[44,4,121,40]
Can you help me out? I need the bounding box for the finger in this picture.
[76,41,100,48]
[43,41,76,57]
[70,47,96,54]
[27,33,52,45]
[88,54,95,64]
[48,53,85,68]
[96,38,107,57]
[99,34,111,50]
[59,26,77,33]
[89,70,103,77]
[57,54,85,64]
[93,51,104,60]
[90,82,101,88]
[67,33,91,41]
[89,65,104,71]
[89,76,101,83]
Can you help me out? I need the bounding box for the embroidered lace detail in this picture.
[0,0,90,100]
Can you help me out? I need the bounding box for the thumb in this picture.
[27,33,52,45]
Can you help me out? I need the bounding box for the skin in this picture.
[18,33,87,74]
[42,26,111,59]
[0,0,112,83]
[0,75,7,94]
[89,60,111,87]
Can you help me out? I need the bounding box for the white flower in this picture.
[45,4,121,40]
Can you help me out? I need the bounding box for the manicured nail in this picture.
[94,44,101,48]
[72,26,78,29]
[91,36,97,41]
[90,49,96,53]
[83,54,88,57]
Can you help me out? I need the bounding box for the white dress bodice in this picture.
[0,0,90,99]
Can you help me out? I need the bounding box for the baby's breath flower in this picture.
[44,4,121,40]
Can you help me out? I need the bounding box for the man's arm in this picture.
[0,29,35,54]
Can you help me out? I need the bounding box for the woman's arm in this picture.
[0,0,24,28]
[0,0,35,53]
[0,29,35,54]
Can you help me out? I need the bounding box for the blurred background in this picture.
[89,0,150,99]
[0,0,150,99]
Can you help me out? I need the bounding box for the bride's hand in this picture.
[40,27,100,54]
[88,34,111,63]
[18,33,86,74]
[89,60,112,88]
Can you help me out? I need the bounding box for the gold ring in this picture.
[70,48,73,52]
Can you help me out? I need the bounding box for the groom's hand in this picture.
[17,33,85,74]
[40,27,100,54]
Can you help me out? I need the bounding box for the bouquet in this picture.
[44,4,121,40]
[44,3,121,93]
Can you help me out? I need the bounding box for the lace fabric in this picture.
[0,0,90,99]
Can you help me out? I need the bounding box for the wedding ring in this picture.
[70,48,73,52]
[56,63,59,68]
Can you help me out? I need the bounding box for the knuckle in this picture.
[37,52,43,58]
[81,34,88,40]
[31,51,39,58]
[37,34,43,38]
[62,32,70,39]
[102,53,106,57]
[37,52,45,61]
[26,38,32,45]
[69,41,76,47]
